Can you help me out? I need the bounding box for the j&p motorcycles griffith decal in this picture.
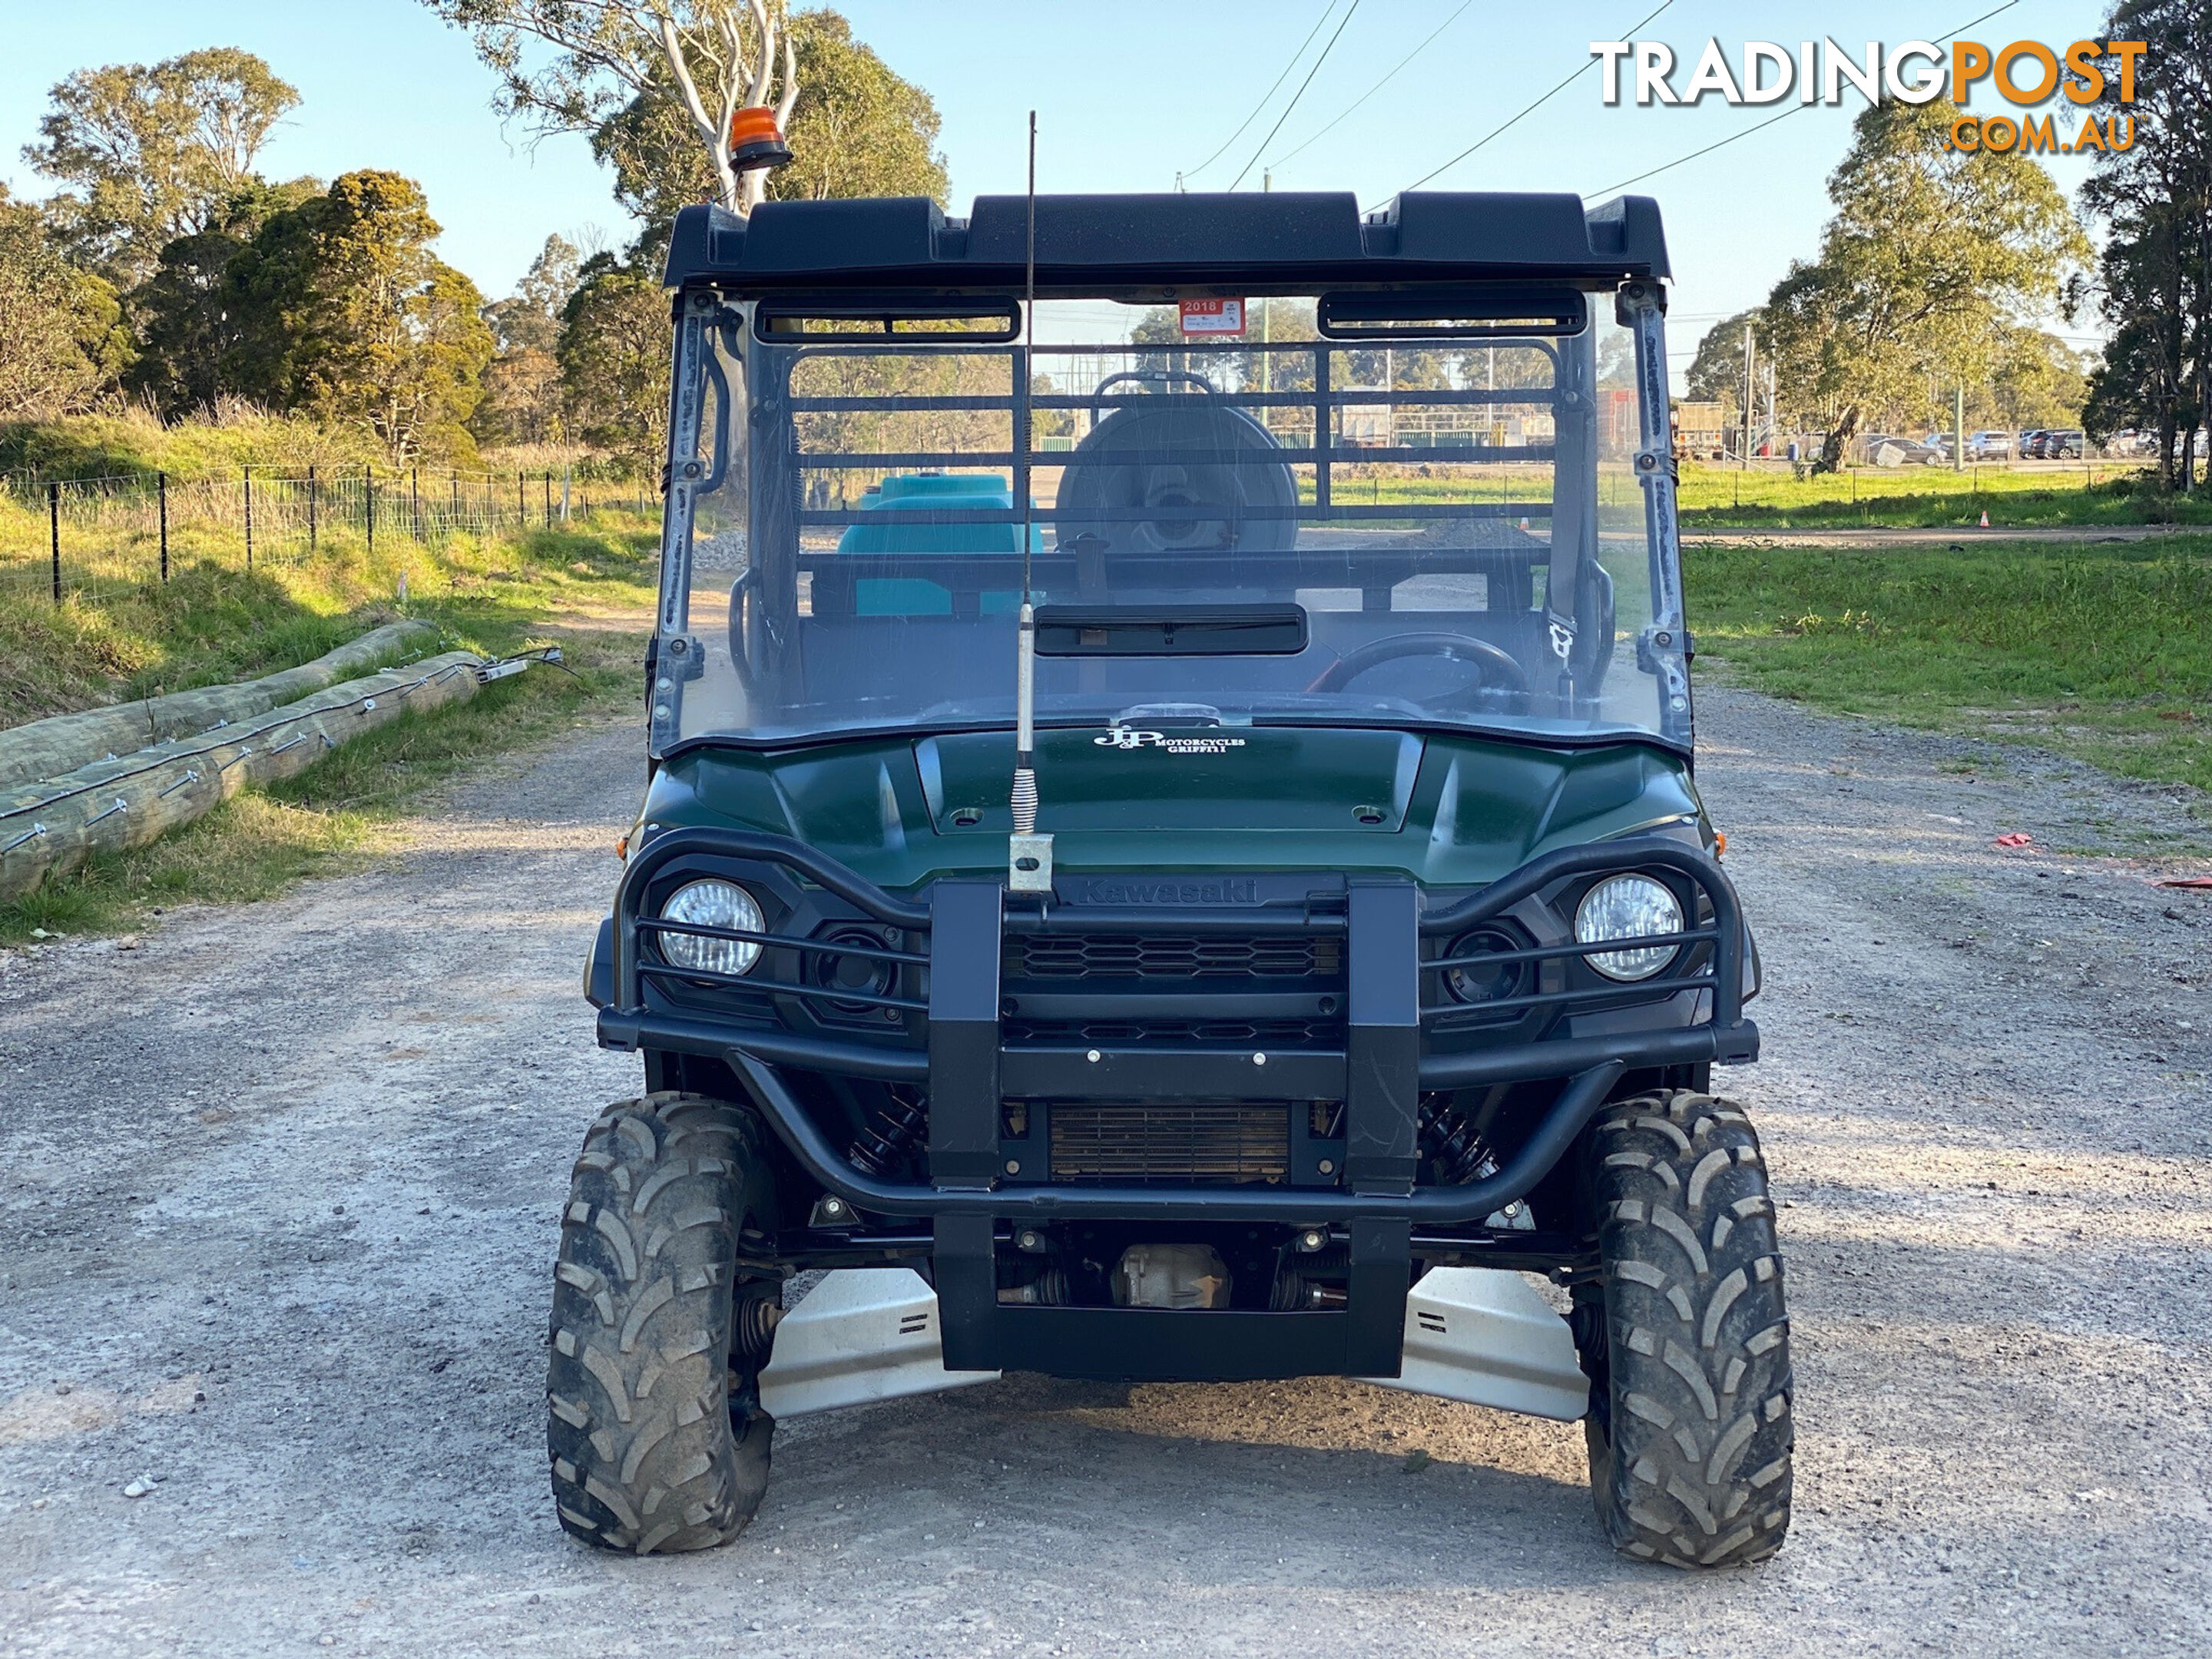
[1092,724,1249,756]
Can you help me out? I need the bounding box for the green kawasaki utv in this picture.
[556,188,1789,1568]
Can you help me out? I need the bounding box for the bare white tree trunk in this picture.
[649,0,796,216]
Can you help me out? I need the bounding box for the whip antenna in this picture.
[1008,110,1053,893]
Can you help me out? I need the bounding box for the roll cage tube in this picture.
[1619,280,1693,747]
[650,289,727,753]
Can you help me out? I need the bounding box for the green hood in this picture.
[646,726,1700,892]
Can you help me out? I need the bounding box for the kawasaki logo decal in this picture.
[1077,878,1260,905]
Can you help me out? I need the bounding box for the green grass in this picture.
[0,517,656,945]
[1684,536,2212,800]
[1290,458,2207,529]
[1674,460,2210,529]
[0,505,658,724]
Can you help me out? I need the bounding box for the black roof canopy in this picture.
[663,190,1669,293]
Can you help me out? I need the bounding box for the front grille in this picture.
[1005,1016,1335,1048]
[1008,933,1340,982]
[1048,1102,1290,1184]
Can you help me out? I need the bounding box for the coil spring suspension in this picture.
[1417,1092,1495,1186]
[849,1087,927,1177]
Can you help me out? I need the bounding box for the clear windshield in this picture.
[652,291,1686,752]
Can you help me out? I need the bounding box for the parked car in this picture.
[1863,433,1946,466]
[1966,430,2014,460]
[2019,429,2051,459]
[1919,432,1961,459]
[2040,429,2085,459]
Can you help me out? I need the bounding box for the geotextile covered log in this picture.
[0,620,438,793]
[0,650,488,900]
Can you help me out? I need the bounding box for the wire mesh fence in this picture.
[0,465,661,606]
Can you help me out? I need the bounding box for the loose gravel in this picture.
[0,681,2206,1657]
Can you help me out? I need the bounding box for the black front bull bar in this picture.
[596,827,1758,1227]
[596,828,1756,1379]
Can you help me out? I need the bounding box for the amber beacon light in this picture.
[729,106,793,171]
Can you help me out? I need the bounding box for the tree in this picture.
[1684,311,1757,410]
[423,0,797,214]
[225,171,493,462]
[1989,328,2091,430]
[2078,5,2212,488]
[0,186,129,418]
[488,233,581,356]
[478,233,581,445]
[558,253,671,463]
[23,48,300,286]
[1755,98,2089,469]
[592,8,945,230]
[125,177,320,416]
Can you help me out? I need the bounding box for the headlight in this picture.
[1575,874,1683,982]
[659,879,764,976]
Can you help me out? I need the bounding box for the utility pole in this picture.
[1385,345,1396,448]
[1740,323,1756,466]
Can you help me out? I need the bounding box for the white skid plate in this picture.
[1362,1267,1590,1421]
[755,1267,1000,1419]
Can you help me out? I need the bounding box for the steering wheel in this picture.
[1306,632,1531,699]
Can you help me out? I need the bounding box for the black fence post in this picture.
[48,481,61,606]
[449,471,459,532]
[543,469,551,527]
[308,465,318,553]
[158,472,169,581]
[243,465,254,571]
[516,469,525,527]
[366,463,376,553]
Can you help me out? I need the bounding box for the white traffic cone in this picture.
[1978,509,1989,528]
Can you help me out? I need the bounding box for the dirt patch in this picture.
[0,684,2206,1657]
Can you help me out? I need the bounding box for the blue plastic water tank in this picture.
[835,473,1040,615]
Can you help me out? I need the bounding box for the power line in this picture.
[1230,0,1365,191]
[1269,0,1476,169]
[1380,0,1677,203]
[1183,2,1344,183]
[1588,0,2021,196]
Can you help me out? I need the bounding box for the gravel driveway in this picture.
[2,683,2207,1658]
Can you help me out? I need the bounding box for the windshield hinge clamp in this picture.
[1636,626,1694,675]
[657,634,707,683]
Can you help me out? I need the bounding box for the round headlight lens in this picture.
[1575,875,1684,982]
[659,879,764,977]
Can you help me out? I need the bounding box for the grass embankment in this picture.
[1313,459,2209,529]
[1675,460,2212,529]
[0,515,658,945]
[1685,536,2212,810]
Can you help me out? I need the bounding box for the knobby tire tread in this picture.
[545,1091,777,1554]
[1582,1089,1794,1568]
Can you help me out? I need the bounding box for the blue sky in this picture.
[0,0,2112,365]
